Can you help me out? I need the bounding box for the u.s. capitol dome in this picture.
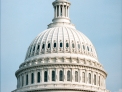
[12,0,110,92]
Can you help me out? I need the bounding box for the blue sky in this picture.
[1,0,122,92]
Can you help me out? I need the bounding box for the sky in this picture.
[1,0,122,92]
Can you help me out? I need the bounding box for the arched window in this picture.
[52,71,55,81]
[66,43,69,47]
[42,44,45,49]
[31,73,34,84]
[82,72,85,83]
[44,71,48,82]
[72,43,75,48]
[94,74,96,85]
[37,45,40,50]
[59,70,63,81]
[83,45,85,50]
[22,76,24,86]
[75,71,78,82]
[54,43,56,48]
[60,42,62,47]
[37,72,40,83]
[48,43,50,48]
[26,74,28,85]
[67,71,71,81]
[78,44,80,49]
[87,46,89,51]
[89,73,91,84]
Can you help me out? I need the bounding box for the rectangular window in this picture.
[52,71,55,81]
[26,74,28,85]
[44,71,48,82]
[37,72,40,83]
[31,73,34,84]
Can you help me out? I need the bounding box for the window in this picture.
[54,43,56,48]
[52,71,55,81]
[44,71,48,82]
[48,43,50,48]
[75,71,78,82]
[26,74,28,85]
[60,42,62,47]
[78,44,80,49]
[89,73,91,84]
[82,72,85,83]
[22,76,24,86]
[37,45,40,50]
[42,44,45,49]
[37,72,40,83]
[67,71,71,81]
[59,70,63,81]
[94,74,96,85]
[83,45,85,50]
[72,43,75,48]
[87,46,89,51]
[66,43,69,47]
[31,73,34,84]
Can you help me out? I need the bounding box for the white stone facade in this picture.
[12,0,110,92]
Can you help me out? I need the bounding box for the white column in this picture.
[62,5,64,17]
[24,73,26,86]
[28,71,31,85]
[85,70,88,84]
[91,71,93,85]
[71,68,74,82]
[54,6,56,18]
[66,6,67,17]
[68,6,69,17]
[48,69,51,82]
[56,6,57,18]
[34,70,37,84]
[79,69,82,83]
[41,69,44,83]
[59,5,60,17]
[56,69,59,82]
[64,68,66,82]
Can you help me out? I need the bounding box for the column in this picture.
[62,5,64,17]
[48,69,51,82]
[34,70,37,84]
[79,69,82,83]
[71,68,74,82]
[56,69,58,82]
[59,5,60,17]
[56,6,57,18]
[28,71,31,85]
[85,70,88,84]
[41,69,44,83]
[66,6,67,17]
[96,72,98,86]
[91,71,93,85]
[64,68,66,82]
[24,73,26,86]
[54,6,56,18]
[68,6,69,17]
[20,75,22,88]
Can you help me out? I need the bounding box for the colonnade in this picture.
[54,5,69,18]
[17,68,105,89]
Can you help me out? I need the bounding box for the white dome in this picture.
[25,26,98,62]
[12,0,109,92]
